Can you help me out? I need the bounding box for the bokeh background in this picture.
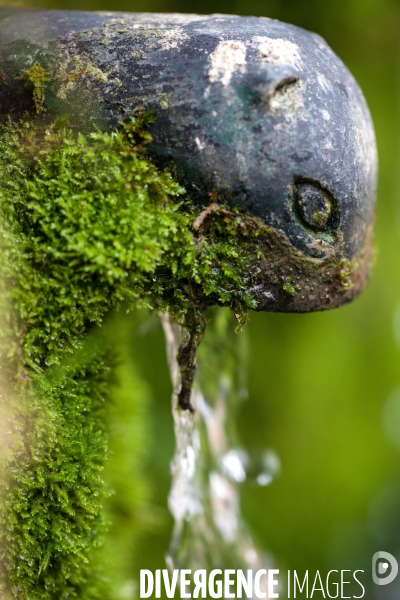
[3,0,400,597]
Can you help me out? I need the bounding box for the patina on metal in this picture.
[0,9,377,312]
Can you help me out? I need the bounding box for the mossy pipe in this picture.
[0,9,377,312]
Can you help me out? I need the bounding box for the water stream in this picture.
[160,307,279,594]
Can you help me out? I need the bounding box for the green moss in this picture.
[20,63,51,114]
[339,261,354,289]
[0,113,260,598]
[282,283,297,295]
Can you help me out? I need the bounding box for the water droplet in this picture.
[245,448,281,486]
[220,450,247,483]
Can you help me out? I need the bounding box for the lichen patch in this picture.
[208,40,246,86]
[269,80,306,123]
[55,54,110,100]
[254,36,301,66]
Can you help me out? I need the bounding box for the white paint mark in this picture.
[321,109,331,121]
[208,40,246,86]
[254,36,301,66]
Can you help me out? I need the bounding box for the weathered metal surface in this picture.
[0,9,377,312]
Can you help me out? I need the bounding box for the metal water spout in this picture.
[0,10,378,595]
[0,9,377,313]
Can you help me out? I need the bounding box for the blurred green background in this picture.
[4,0,400,596]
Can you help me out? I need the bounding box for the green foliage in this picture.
[0,114,260,598]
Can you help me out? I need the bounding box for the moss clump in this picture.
[0,114,260,598]
[282,283,297,295]
[20,63,50,114]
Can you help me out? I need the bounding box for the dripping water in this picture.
[160,307,279,595]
